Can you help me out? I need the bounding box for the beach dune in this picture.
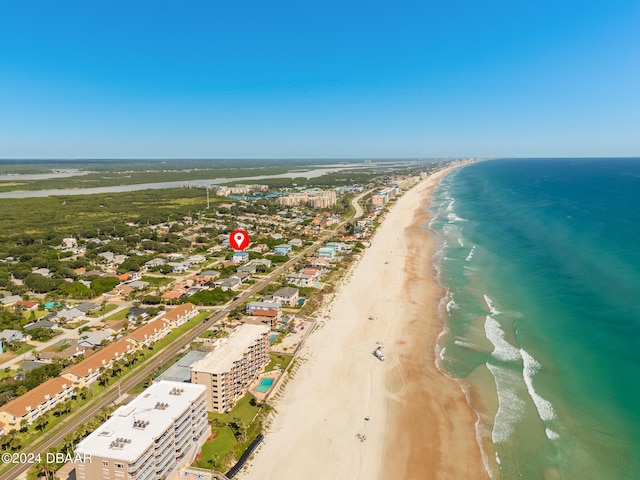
[241,166,487,480]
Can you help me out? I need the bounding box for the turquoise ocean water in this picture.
[429,159,640,479]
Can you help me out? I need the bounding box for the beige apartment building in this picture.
[75,381,209,480]
[190,324,270,412]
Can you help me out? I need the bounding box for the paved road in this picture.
[0,188,373,480]
[0,303,132,370]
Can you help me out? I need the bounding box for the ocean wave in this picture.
[446,199,455,212]
[465,245,476,261]
[545,428,559,440]
[483,294,501,315]
[521,348,557,423]
[454,339,483,351]
[447,212,468,223]
[484,315,521,362]
[446,298,459,313]
[487,363,526,443]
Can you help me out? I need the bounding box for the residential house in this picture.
[307,257,331,269]
[39,340,85,362]
[187,254,207,264]
[302,268,321,281]
[200,270,221,281]
[0,295,22,306]
[105,284,134,298]
[317,247,336,260]
[213,276,242,291]
[56,308,84,323]
[78,330,114,349]
[274,244,292,255]
[240,310,280,330]
[167,261,190,273]
[326,242,352,253]
[237,263,257,274]
[14,300,38,311]
[126,307,149,323]
[127,280,150,290]
[75,302,99,314]
[272,287,300,307]
[288,238,303,247]
[24,319,59,331]
[246,301,281,314]
[144,258,167,269]
[0,329,25,343]
[285,273,314,287]
[161,289,186,300]
[231,251,249,264]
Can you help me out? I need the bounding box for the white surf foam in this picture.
[465,245,476,261]
[483,294,501,315]
[545,428,560,440]
[446,199,455,212]
[454,339,482,351]
[447,212,467,223]
[486,362,526,443]
[446,298,459,313]
[521,348,557,423]
[484,315,521,362]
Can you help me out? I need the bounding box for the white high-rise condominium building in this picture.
[75,381,209,480]
[191,324,270,413]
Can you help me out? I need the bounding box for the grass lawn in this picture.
[22,309,50,320]
[141,276,173,286]
[61,320,88,329]
[5,343,37,356]
[208,394,259,426]
[87,303,118,317]
[0,368,19,382]
[197,394,271,472]
[265,352,293,372]
[105,307,130,321]
[195,426,236,470]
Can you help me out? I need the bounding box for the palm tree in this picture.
[34,412,50,431]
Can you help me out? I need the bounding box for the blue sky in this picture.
[1,0,639,158]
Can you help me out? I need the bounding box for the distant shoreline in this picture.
[240,162,487,479]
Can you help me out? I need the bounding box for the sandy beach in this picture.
[240,166,487,480]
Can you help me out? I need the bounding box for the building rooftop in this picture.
[75,381,206,462]
[190,324,269,375]
[157,351,209,383]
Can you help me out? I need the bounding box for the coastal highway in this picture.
[0,187,374,480]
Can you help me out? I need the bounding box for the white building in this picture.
[75,381,209,480]
[191,324,270,412]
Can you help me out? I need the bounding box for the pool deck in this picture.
[249,371,281,401]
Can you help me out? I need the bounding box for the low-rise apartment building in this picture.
[0,377,74,432]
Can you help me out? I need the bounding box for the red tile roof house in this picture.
[162,302,198,327]
[14,300,39,311]
[0,377,74,432]
[60,340,136,388]
[161,289,186,300]
[246,309,281,329]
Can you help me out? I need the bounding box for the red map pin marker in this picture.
[229,229,250,250]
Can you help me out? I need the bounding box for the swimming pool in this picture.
[269,333,279,344]
[255,378,274,393]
